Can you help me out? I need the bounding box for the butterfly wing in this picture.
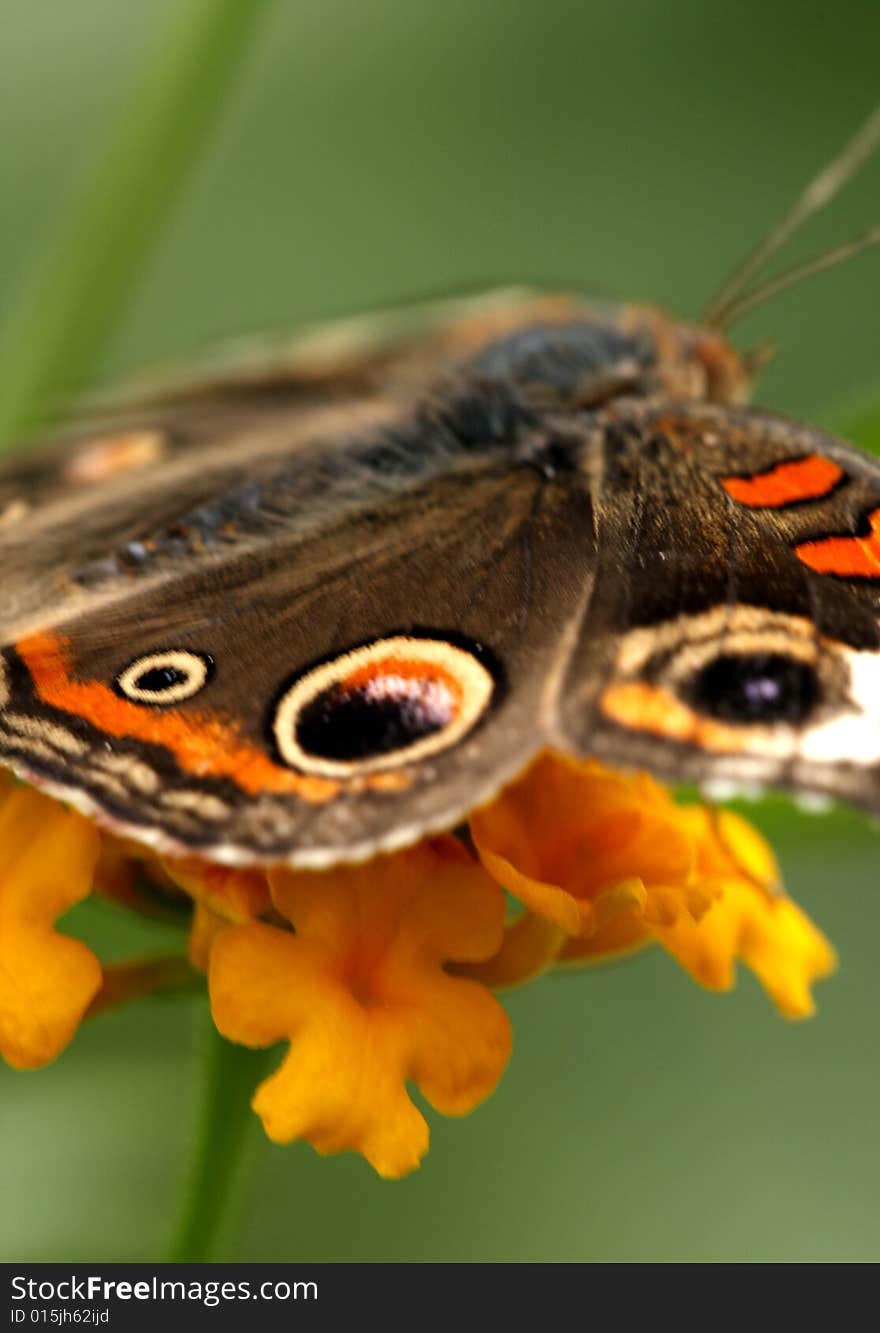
[0,368,597,865]
[4,296,874,865]
[561,397,880,815]
[1,290,706,865]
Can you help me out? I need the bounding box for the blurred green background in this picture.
[2,0,880,1262]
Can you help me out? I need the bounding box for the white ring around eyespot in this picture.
[273,636,495,778]
[116,650,211,706]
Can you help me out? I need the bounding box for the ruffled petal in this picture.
[470,752,833,1014]
[188,902,231,971]
[162,856,270,922]
[557,909,654,966]
[0,787,102,1068]
[454,910,567,987]
[471,752,713,941]
[209,837,510,1177]
[652,882,836,1017]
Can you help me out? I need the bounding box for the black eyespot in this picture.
[271,635,496,777]
[115,649,213,705]
[134,664,188,692]
[295,677,456,763]
[689,652,820,725]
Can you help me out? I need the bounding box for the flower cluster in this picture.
[0,752,835,1177]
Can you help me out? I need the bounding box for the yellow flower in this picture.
[650,808,836,1018]
[161,857,272,970]
[209,838,510,1178]
[471,753,836,1015]
[0,786,102,1068]
[0,748,837,1175]
[470,752,718,972]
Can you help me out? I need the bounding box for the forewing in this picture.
[0,381,595,865]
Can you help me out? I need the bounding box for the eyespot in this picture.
[115,649,214,706]
[688,652,820,725]
[272,635,497,777]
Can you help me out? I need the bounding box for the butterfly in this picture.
[1,109,879,869]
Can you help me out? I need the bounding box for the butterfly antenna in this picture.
[703,100,880,328]
[711,224,880,328]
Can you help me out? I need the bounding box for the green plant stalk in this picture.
[169,1015,274,1263]
[0,0,273,448]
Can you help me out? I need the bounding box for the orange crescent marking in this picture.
[795,505,880,578]
[15,631,340,801]
[601,682,752,753]
[343,655,463,703]
[720,456,843,508]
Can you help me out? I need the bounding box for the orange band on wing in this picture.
[720,456,843,508]
[795,506,880,578]
[601,682,752,752]
[15,631,339,801]
[344,655,463,702]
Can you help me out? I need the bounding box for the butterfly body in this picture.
[0,291,878,865]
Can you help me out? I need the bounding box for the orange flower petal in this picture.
[471,751,832,1015]
[653,880,836,1017]
[0,787,102,1068]
[557,908,653,965]
[188,902,232,970]
[162,856,271,922]
[453,910,567,987]
[473,753,694,897]
[474,840,585,934]
[682,806,782,891]
[209,837,511,1177]
[471,752,703,937]
[651,803,834,1015]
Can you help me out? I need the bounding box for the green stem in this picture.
[0,0,274,447]
[169,1014,274,1263]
